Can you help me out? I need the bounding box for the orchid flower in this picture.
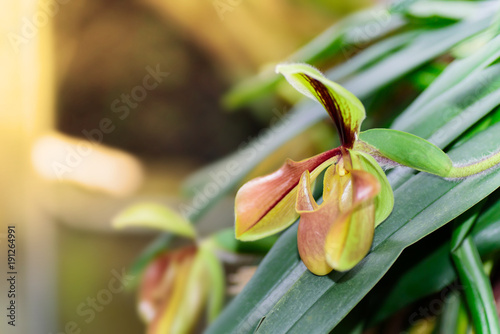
[235,63,500,276]
[137,244,223,334]
[112,203,224,334]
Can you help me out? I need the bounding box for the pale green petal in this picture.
[358,129,453,177]
[113,203,196,238]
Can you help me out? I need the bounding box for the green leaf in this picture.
[224,0,495,109]
[407,1,483,21]
[393,34,500,133]
[372,193,500,324]
[408,63,500,148]
[389,0,420,14]
[453,106,500,147]
[223,7,405,109]
[207,223,302,334]
[325,30,419,83]
[341,13,493,99]
[450,203,483,252]
[372,237,456,325]
[450,202,500,334]
[451,236,500,334]
[112,203,196,238]
[358,129,452,177]
[329,305,366,334]
[291,6,403,65]
[206,122,500,334]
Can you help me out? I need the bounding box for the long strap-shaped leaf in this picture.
[325,30,419,83]
[224,0,497,108]
[451,209,500,334]
[452,238,499,334]
[393,33,500,130]
[372,194,500,324]
[340,12,493,97]
[223,5,406,108]
[205,122,500,334]
[395,62,500,146]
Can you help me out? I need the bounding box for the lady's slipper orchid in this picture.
[235,63,500,276]
[138,245,223,334]
[112,203,225,334]
[139,246,202,334]
[235,63,394,275]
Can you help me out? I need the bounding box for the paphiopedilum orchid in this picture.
[113,203,277,333]
[112,203,224,334]
[138,246,207,334]
[235,63,500,276]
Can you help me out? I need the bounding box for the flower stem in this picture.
[446,150,500,178]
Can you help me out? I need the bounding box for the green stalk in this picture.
[451,211,500,334]
[447,150,500,178]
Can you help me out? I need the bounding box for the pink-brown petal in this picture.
[138,253,173,324]
[235,148,340,241]
[297,167,380,275]
[149,254,195,334]
[137,247,197,332]
[296,168,339,275]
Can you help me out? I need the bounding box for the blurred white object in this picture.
[32,132,144,196]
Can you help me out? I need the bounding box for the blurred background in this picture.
[0,0,377,333]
